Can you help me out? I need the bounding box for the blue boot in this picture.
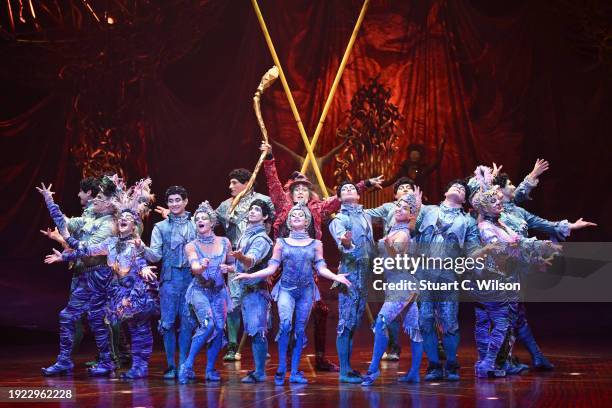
[42,360,73,377]
[442,331,460,381]
[289,371,308,384]
[178,364,196,384]
[87,353,114,377]
[517,324,554,371]
[337,331,361,383]
[398,340,423,383]
[361,370,380,386]
[179,327,212,384]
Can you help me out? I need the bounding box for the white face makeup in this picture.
[394,183,414,200]
[291,184,311,204]
[248,205,266,224]
[340,183,359,202]
[486,191,504,216]
[118,212,136,236]
[92,192,112,214]
[195,212,213,234]
[394,200,412,222]
[229,178,247,198]
[445,183,466,204]
[167,194,187,216]
[289,209,308,230]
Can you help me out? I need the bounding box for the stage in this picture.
[2,334,612,407]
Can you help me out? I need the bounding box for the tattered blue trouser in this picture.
[242,288,270,377]
[57,266,114,368]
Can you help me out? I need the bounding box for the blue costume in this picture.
[414,203,481,381]
[362,227,422,385]
[178,235,232,383]
[329,203,376,382]
[474,218,559,377]
[41,198,116,376]
[500,199,569,370]
[365,201,404,359]
[270,237,325,385]
[216,191,274,358]
[63,237,159,379]
[144,212,196,375]
[236,224,273,382]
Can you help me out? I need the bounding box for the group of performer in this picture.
[36,142,596,385]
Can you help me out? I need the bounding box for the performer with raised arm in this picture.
[234,204,351,385]
[38,177,127,367]
[260,141,382,371]
[45,178,158,379]
[491,161,595,371]
[470,166,562,378]
[328,181,377,384]
[37,176,118,376]
[178,201,233,383]
[361,193,424,386]
[142,186,196,379]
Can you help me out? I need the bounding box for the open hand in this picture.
[36,182,55,202]
[529,159,550,179]
[570,218,597,230]
[140,266,157,281]
[44,248,63,264]
[335,273,352,287]
[233,272,250,281]
[154,206,170,219]
[368,175,384,190]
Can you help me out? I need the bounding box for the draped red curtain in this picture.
[1,0,609,262]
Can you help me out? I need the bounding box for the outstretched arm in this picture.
[314,241,351,286]
[233,240,281,281]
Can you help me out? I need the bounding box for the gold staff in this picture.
[228,66,279,216]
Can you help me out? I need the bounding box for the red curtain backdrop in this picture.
[0,1,610,327]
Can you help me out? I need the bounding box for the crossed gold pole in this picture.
[250,0,369,198]
[243,3,375,348]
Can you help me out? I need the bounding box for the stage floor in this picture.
[1,337,612,407]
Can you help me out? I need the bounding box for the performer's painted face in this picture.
[500,179,516,201]
[288,209,308,230]
[92,192,113,214]
[409,150,421,162]
[194,212,213,234]
[394,200,413,222]
[394,183,414,200]
[340,183,360,203]
[229,178,247,197]
[482,190,504,216]
[291,184,310,204]
[78,189,94,207]
[167,194,187,216]
[118,212,136,236]
[445,183,466,204]
[247,205,267,224]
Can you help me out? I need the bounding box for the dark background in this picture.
[1,0,610,340]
